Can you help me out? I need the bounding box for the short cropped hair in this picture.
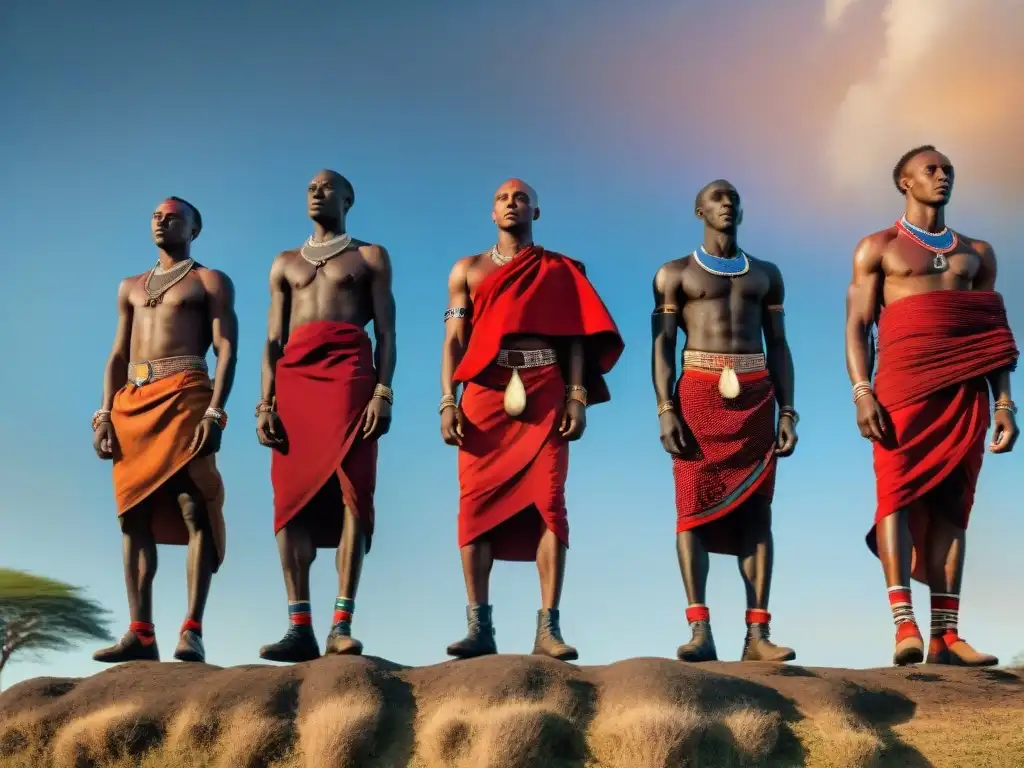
[168,196,202,240]
[694,179,733,213]
[892,145,936,193]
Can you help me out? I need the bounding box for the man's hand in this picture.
[658,410,686,456]
[93,422,116,460]
[363,397,392,441]
[256,410,285,449]
[190,418,223,457]
[775,414,798,456]
[441,405,464,446]
[559,400,587,441]
[855,393,887,442]
[990,409,1018,454]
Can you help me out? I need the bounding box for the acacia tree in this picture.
[0,569,114,688]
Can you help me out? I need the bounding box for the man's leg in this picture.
[93,504,160,663]
[925,518,997,666]
[875,509,924,665]
[325,505,366,655]
[171,471,215,662]
[675,528,717,661]
[446,538,497,658]
[736,500,795,662]
[533,526,577,661]
[259,511,320,663]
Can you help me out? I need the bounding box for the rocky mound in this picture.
[1,655,1022,767]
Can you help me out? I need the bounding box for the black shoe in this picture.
[259,625,321,663]
[446,604,497,658]
[93,629,160,664]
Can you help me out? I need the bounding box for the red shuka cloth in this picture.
[271,321,378,551]
[673,368,777,555]
[454,246,624,561]
[868,290,1018,583]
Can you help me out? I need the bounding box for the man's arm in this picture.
[973,240,1013,402]
[366,245,397,388]
[845,235,885,386]
[440,258,472,400]
[261,254,291,406]
[651,262,681,406]
[762,262,794,409]
[100,278,134,410]
[204,270,239,412]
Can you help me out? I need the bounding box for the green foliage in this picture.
[0,569,115,686]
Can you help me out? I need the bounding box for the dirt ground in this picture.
[1,655,1021,767]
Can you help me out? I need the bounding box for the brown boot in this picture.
[447,604,498,658]
[741,611,795,662]
[892,621,925,666]
[173,630,205,663]
[927,631,998,667]
[93,627,159,664]
[532,608,578,661]
[677,620,718,662]
[325,623,364,656]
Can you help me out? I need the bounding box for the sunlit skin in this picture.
[650,180,796,660]
[92,196,238,651]
[258,169,396,654]
[440,178,584,617]
[844,148,1015,648]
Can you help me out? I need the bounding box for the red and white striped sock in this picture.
[888,586,919,637]
[930,593,959,637]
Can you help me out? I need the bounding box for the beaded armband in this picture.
[652,304,679,316]
[204,407,228,430]
[565,385,588,406]
[444,307,470,321]
[92,409,112,431]
[766,304,784,314]
[373,384,394,404]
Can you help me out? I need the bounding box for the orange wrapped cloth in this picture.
[453,246,624,561]
[111,369,226,570]
[868,290,1018,583]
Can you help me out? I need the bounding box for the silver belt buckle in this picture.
[130,361,153,387]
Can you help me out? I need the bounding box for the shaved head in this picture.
[496,178,539,207]
[694,179,735,214]
[312,169,355,209]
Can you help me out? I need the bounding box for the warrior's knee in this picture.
[177,493,209,535]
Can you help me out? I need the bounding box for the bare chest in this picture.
[679,263,770,303]
[286,250,369,294]
[882,238,978,281]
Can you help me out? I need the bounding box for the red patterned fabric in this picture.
[867,290,1018,584]
[673,368,777,555]
[272,321,378,551]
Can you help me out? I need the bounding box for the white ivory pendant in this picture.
[504,368,528,417]
[718,366,741,399]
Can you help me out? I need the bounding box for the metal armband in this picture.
[444,307,469,322]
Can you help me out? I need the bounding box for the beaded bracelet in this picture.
[373,384,394,405]
[203,408,228,430]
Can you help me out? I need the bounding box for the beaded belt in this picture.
[682,351,765,373]
[496,348,558,369]
[127,355,208,387]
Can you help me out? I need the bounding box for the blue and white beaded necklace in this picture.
[693,245,750,277]
[896,216,957,271]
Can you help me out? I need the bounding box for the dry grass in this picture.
[3,692,1023,768]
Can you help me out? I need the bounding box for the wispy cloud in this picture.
[824,0,1024,198]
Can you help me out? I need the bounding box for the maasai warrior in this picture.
[440,178,623,660]
[257,169,396,662]
[91,197,237,664]
[651,180,798,663]
[845,146,1018,667]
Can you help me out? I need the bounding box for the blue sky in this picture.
[2,0,1022,686]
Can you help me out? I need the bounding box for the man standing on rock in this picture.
[845,146,1018,667]
[92,197,237,665]
[650,179,797,664]
[257,169,397,662]
[439,178,624,661]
